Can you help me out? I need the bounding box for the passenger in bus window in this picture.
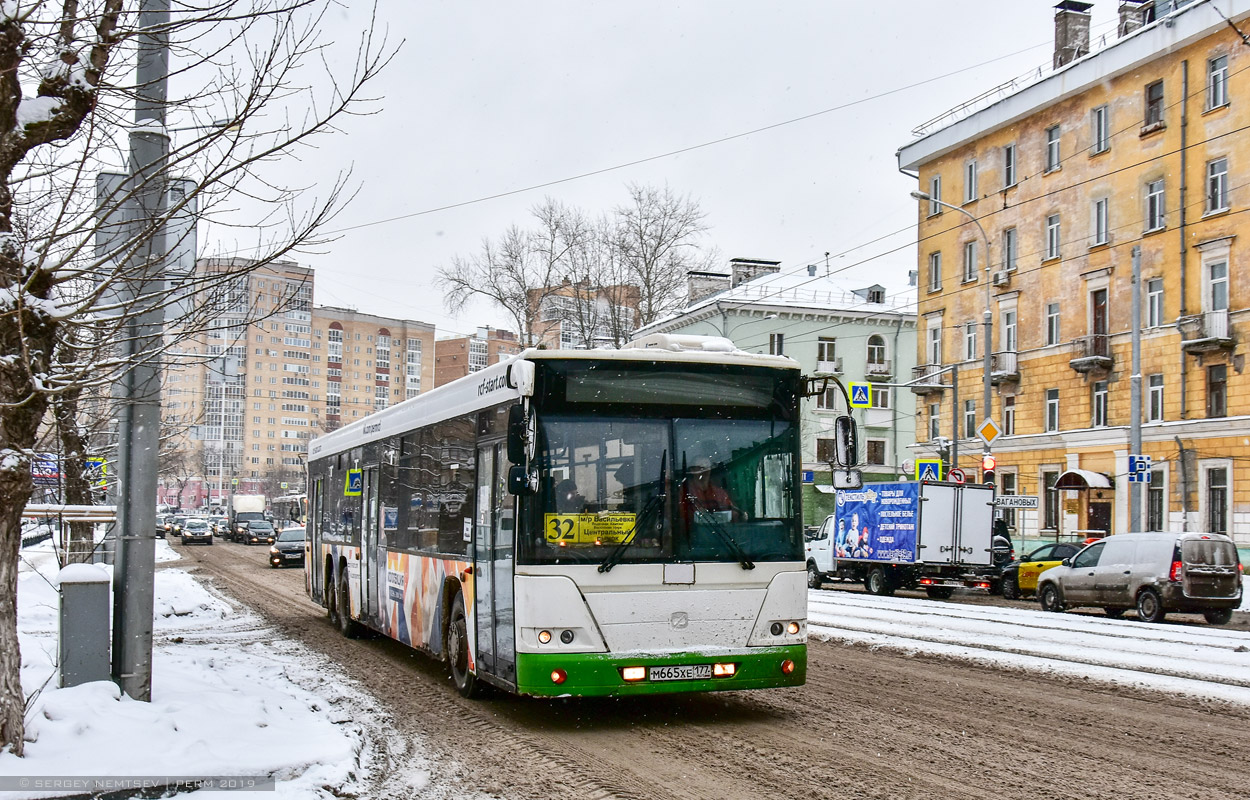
[680,456,739,525]
[554,479,587,513]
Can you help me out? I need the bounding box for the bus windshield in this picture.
[520,414,799,566]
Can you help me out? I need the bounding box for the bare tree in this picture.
[612,183,718,327]
[438,198,589,346]
[0,0,393,755]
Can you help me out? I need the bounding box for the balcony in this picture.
[910,363,947,394]
[866,358,892,378]
[815,358,843,375]
[1069,334,1113,373]
[1181,310,1235,354]
[990,350,1019,384]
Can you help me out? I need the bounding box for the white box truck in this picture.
[230,494,267,542]
[805,481,996,598]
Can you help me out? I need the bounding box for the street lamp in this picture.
[910,190,994,459]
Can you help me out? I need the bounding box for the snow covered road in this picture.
[809,589,1250,704]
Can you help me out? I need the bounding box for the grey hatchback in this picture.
[1037,532,1243,624]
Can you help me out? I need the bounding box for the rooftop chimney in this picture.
[729,258,782,287]
[686,270,731,304]
[1054,1,1094,69]
[1118,0,1154,37]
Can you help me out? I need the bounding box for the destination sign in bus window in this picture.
[544,513,638,545]
[564,369,776,408]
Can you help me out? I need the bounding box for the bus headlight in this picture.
[559,630,574,644]
[537,630,552,644]
[787,621,800,635]
[621,666,646,682]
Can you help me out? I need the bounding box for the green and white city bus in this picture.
[306,334,812,697]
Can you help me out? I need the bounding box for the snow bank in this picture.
[5,543,426,798]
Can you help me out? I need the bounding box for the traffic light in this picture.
[981,453,997,486]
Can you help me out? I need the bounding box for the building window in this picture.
[1046,303,1061,346]
[963,241,977,282]
[865,440,887,466]
[1045,214,1061,260]
[1043,470,1059,530]
[1206,466,1229,534]
[1045,389,1060,432]
[929,174,942,216]
[1208,55,1229,110]
[1045,125,1061,172]
[769,333,784,356]
[816,387,839,411]
[816,438,834,463]
[1147,469,1164,532]
[1144,80,1164,127]
[1002,309,1017,352]
[1208,260,1229,312]
[866,335,886,366]
[1003,395,1016,435]
[1091,104,1110,154]
[964,322,977,360]
[928,251,942,292]
[869,385,890,410]
[964,159,977,203]
[1003,143,1017,187]
[928,403,940,440]
[1146,179,1165,231]
[999,471,1018,528]
[1002,227,1017,271]
[817,337,837,368]
[927,323,942,365]
[1147,278,1164,327]
[1092,380,1108,427]
[964,399,976,439]
[1092,197,1109,246]
[1206,157,1229,213]
[1148,373,1164,422]
[1207,364,1227,418]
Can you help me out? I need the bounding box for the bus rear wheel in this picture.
[447,592,481,698]
[325,575,338,626]
[337,574,360,639]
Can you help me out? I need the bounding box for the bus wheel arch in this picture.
[447,590,481,698]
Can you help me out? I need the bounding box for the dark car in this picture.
[181,518,213,546]
[269,527,306,568]
[154,515,168,539]
[166,515,187,537]
[1000,542,1084,599]
[243,519,276,546]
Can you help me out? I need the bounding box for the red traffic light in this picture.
[981,454,997,472]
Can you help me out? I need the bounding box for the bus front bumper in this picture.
[515,645,806,697]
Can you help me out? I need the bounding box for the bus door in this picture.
[474,441,516,684]
[310,477,323,601]
[362,466,380,620]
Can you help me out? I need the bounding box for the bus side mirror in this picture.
[831,468,863,490]
[834,415,858,468]
[507,404,532,465]
[508,465,538,496]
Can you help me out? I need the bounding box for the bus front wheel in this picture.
[447,593,482,698]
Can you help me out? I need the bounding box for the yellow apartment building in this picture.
[898,0,1250,545]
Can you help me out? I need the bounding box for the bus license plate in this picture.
[648,664,712,682]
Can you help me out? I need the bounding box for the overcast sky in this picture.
[237,1,1127,337]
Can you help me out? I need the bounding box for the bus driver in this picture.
[680,456,739,526]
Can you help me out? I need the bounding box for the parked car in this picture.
[242,519,276,546]
[269,527,306,568]
[1000,542,1084,599]
[181,518,213,546]
[1037,532,1244,624]
[153,515,168,539]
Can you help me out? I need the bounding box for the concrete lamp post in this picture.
[909,190,994,463]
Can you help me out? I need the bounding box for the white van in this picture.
[1036,532,1243,624]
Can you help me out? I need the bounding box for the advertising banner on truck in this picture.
[834,482,919,563]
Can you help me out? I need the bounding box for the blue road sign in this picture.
[849,382,872,408]
[1127,454,1152,483]
[344,468,363,496]
[916,459,943,482]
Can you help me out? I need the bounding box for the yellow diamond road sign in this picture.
[977,417,1002,447]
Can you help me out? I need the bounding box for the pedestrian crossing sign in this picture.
[344,468,362,496]
[848,382,872,408]
[916,459,943,482]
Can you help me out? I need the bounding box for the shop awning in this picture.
[1054,469,1113,491]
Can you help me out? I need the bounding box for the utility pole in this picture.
[1129,246,1143,531]
[111,0,169,702]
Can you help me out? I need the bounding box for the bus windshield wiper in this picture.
[599,451,666,573]
[688,496,755,570]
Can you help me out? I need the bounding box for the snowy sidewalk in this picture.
[1,541,437,799]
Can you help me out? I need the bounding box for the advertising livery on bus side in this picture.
[305,334,808,698]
